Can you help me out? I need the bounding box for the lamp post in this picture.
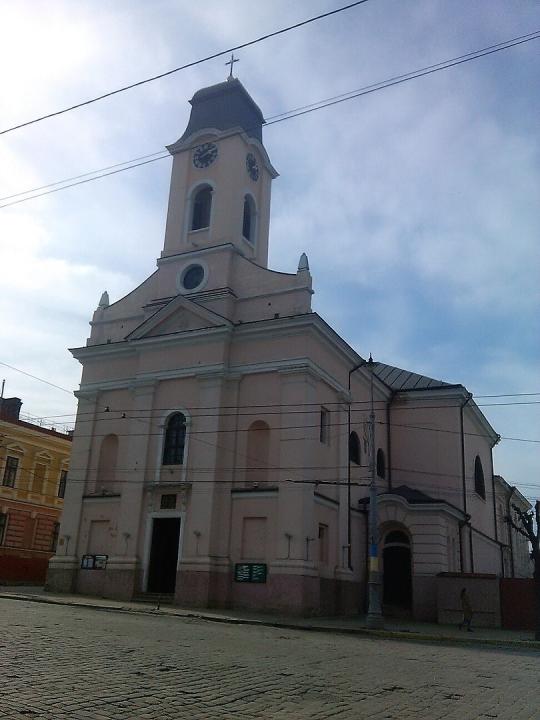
[366,355,383,628]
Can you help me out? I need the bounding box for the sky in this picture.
[0,0,538,501]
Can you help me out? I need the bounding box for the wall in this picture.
[500,578,537,630]
[437,573,501,627]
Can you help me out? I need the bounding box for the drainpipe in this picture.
[361,504,369,613]
[507,486,516,578]
[386,393,395,493]
[458,518,467,573]
[489,443,502,575]
[460,393,473,572]
[347,361,365,569]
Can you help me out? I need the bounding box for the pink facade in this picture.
[47,78,526,619]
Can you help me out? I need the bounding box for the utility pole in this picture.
[366,355,383,629]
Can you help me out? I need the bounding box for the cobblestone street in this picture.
[0,599,538,719]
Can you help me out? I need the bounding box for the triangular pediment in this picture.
[127,294,231,341]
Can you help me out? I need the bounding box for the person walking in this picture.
[458,587,473,631]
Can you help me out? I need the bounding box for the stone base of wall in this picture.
[175,569,361,616]
[76,568,137,601]
[47,565,138,602]
[48,563,362,617]
[46,566,77,593]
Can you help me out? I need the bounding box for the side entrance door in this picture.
[147,517,181,593]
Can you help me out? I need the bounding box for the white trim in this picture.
[378,493,464,521]
[231,489,278,499]
[184,180,216,244]
[154,408,191,486]
[242,192,257,247]
[158,242,236,265]
[142,509,185,593]
[176,259,209,295]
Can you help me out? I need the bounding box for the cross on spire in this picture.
[225,53,239,81]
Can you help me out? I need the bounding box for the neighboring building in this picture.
[494,475,533,578]
[0,397,72,583]
[48,77,513,619]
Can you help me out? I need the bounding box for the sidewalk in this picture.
[1,585,538,650]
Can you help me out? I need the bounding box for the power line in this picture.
[0,151,168,202]
[0,1,371,137]
[9,414,537,444]
[24,391,540,422]
[2,356,540,413]
[0,361,73,395]
[2,29,539,210]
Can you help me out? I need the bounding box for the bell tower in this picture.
[161,77,278,268]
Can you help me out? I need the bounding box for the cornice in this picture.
[157,242,237,265]
[377,493,465,521]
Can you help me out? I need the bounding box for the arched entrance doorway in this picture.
[383,529,412,613]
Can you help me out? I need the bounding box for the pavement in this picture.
[1,595,539,720]
[1,584,538,650]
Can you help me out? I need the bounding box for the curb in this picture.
[1,591,538,651]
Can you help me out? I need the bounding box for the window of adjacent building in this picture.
[31,463,47,493]
[163,413,187,465]
[349,431,361,465]
[190,185,212,231]
[242,195,255,243]
[58,470,67,498]
[320,407,330,444]
[160,494,177,510]
[318,523,329,565]
[51,522,60,552]
[474,455,486,499]
[2,456,19,487]
[376,448,386,479]
[0,513,7,544]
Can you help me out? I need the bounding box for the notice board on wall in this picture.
[234,563,267,583]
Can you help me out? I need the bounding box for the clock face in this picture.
[246,152,259,181]
[193,143,218,169]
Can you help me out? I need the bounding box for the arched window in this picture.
[246,420,270,486]
[163,413,187,466]
[190,185,212,231]
[97,434,119,493]
[474,455,486,499]
[376,448,386,479]
[242,195,256,243]
[349,431,360,466]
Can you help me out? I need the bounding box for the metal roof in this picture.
[180,78,265,143]
[372,362,460,392]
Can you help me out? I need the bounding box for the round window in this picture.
[182,264,205,290]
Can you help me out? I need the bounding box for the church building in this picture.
[48,75,512,620]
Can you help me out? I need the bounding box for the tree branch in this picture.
[505,514,531,540]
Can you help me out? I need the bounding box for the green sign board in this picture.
[234,563,267,583]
